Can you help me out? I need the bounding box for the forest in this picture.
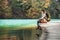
[0,0,60,19]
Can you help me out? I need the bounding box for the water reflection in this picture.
[0,29,41,40]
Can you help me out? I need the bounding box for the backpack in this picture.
[46,13,51,22]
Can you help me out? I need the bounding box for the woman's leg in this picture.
[36,20,42,30]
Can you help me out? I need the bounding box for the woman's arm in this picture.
[41,14,46,19]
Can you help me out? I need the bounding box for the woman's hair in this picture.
[41,9,46,13]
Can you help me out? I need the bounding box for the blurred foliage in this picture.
[0,0,60,19]
[11,0,32,18]
[0,0,12,19]
[48,0,60,19]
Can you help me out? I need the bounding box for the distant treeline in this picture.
[0,0,60,19]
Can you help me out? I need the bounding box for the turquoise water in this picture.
[0,19,60,30]
[0,19,37,26]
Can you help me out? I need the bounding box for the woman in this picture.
[37,9,50,30]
